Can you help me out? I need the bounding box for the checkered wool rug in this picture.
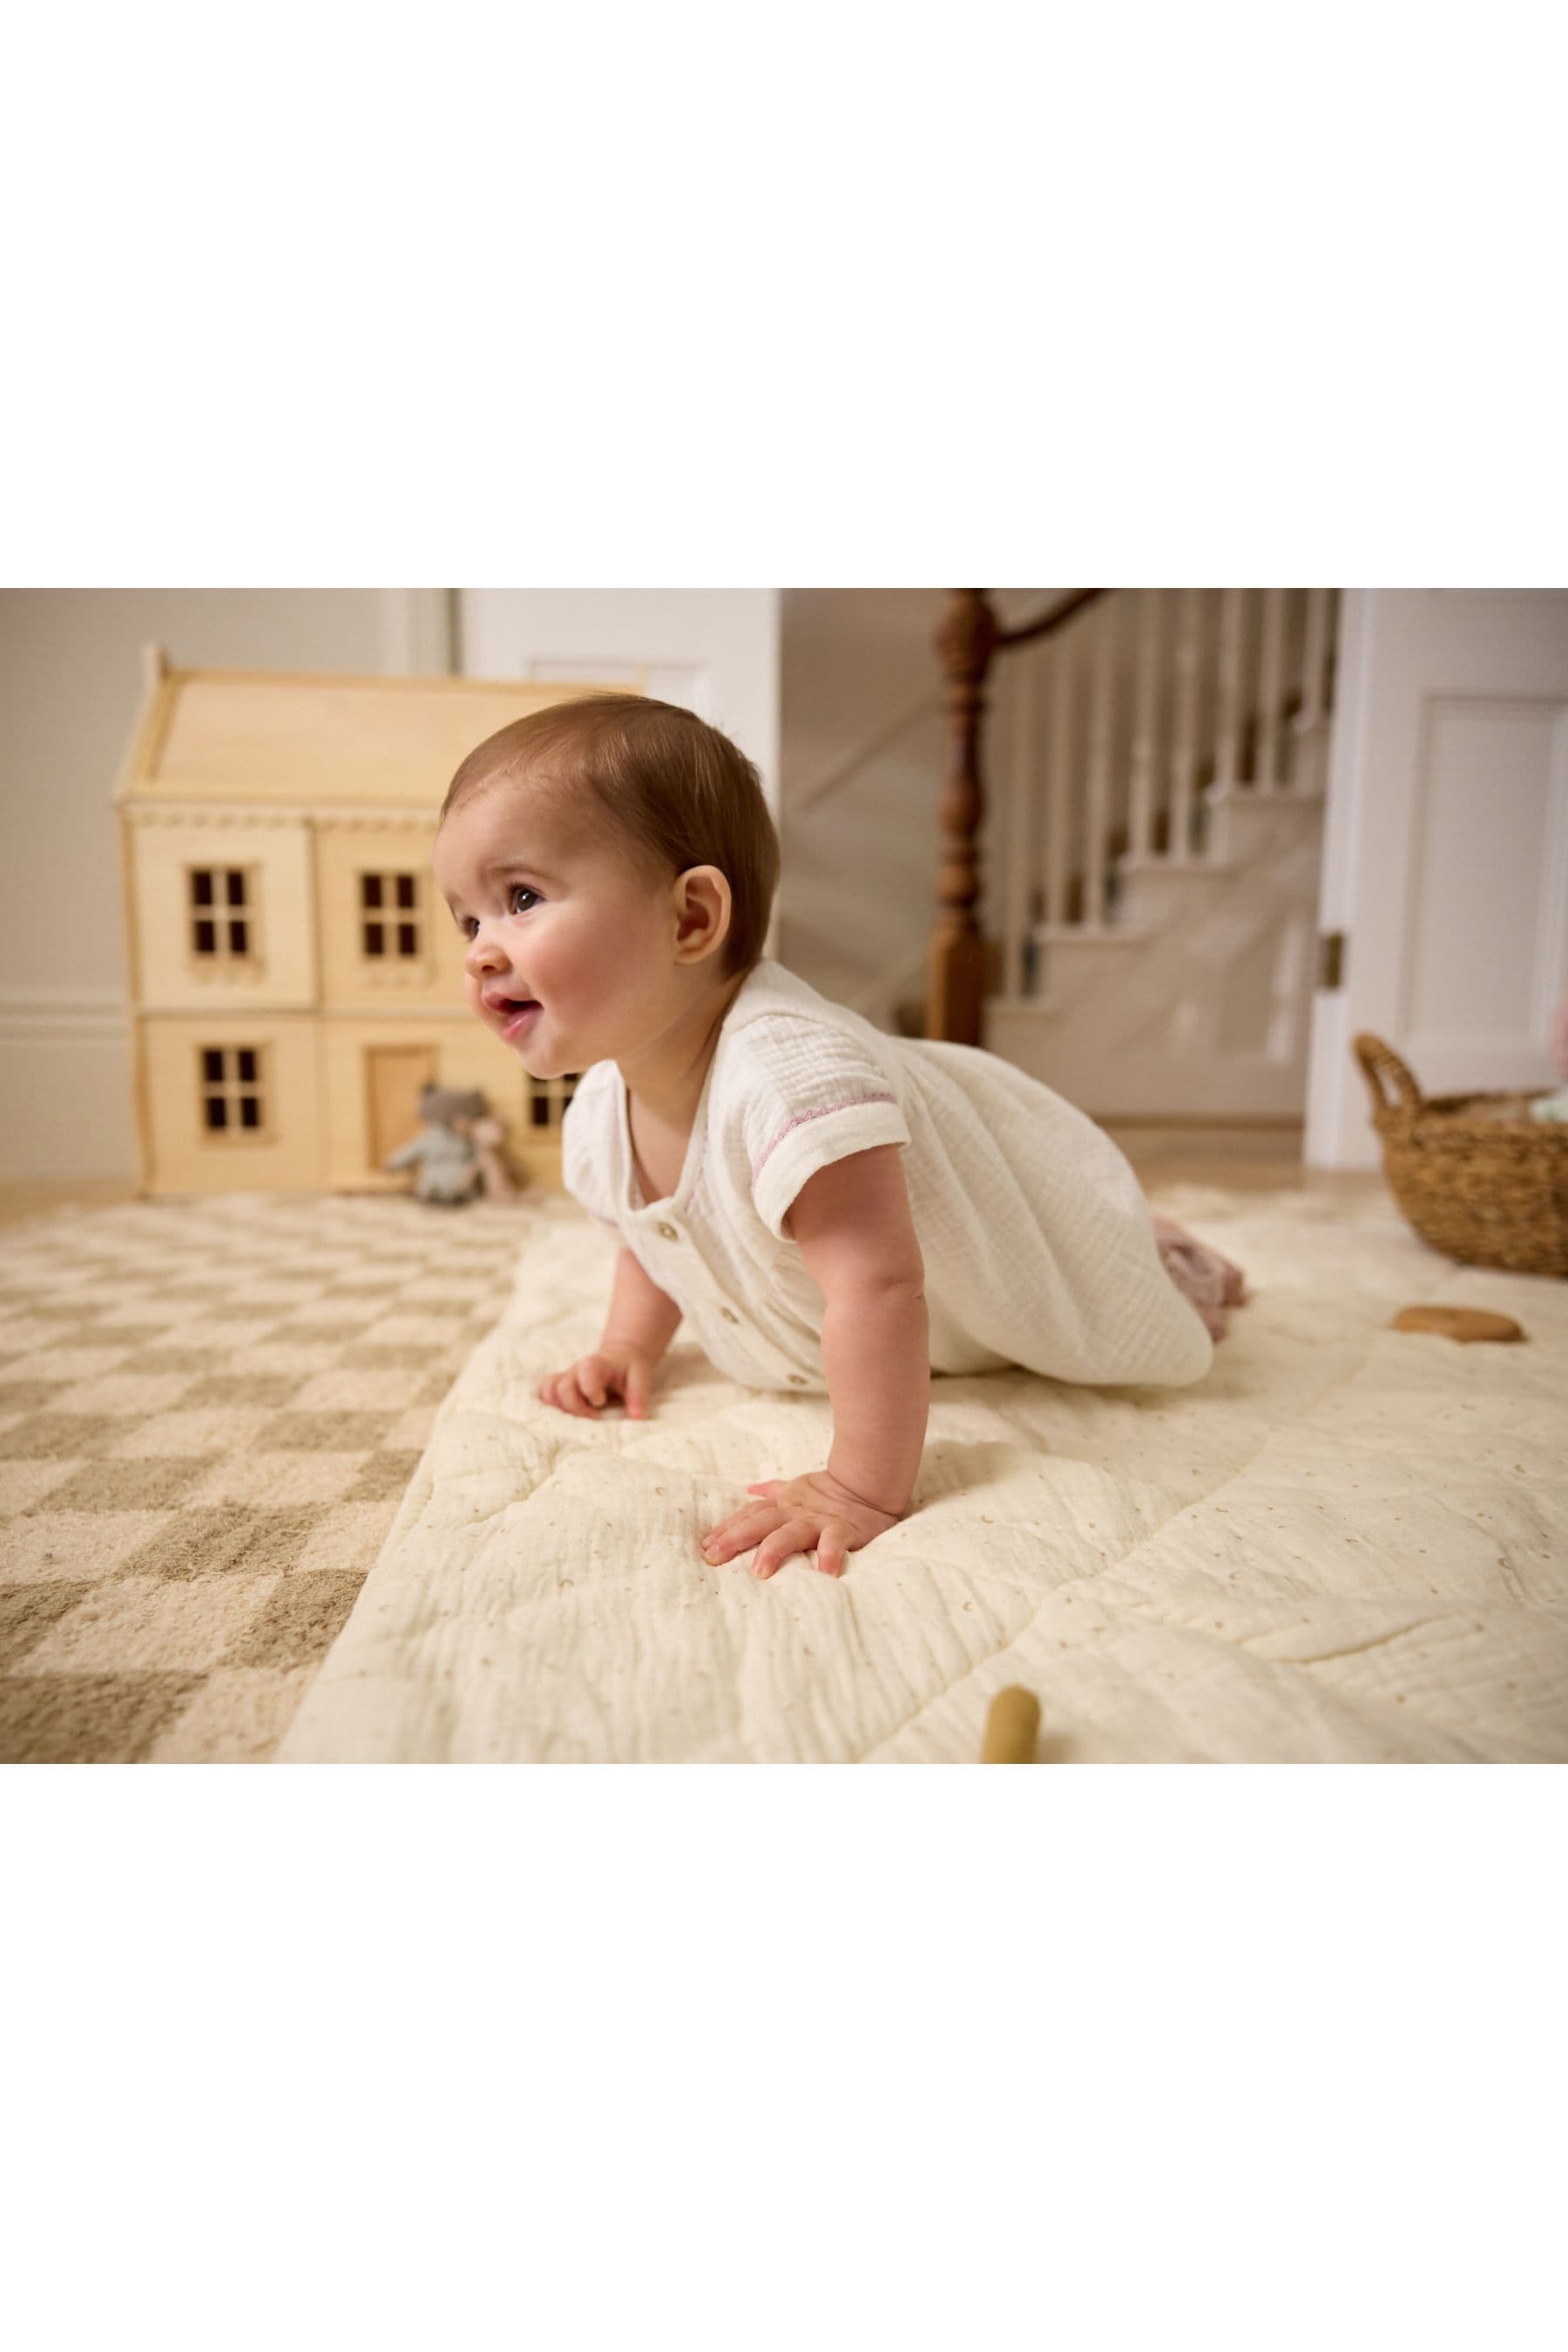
[0,1193,526,1762]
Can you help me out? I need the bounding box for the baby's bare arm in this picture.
[702,1147,928,1575]
[787,1146,929,1518]
[601,1246,682,1361]
[816,1288,929,1520]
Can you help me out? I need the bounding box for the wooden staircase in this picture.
[787,587,1340,1118]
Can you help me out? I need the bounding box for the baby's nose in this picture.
[464,924,509,976]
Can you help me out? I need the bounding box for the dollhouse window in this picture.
[529,1073,580,1129]
[188,867,256,963]
[198,1044,267,1141]
[361,872,422,960]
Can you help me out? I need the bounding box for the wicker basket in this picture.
[1353,1033,1568,1278]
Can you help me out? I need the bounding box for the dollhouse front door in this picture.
[367,1044,439,1168]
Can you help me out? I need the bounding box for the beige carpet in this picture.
[10,1179,1564,1765]
[0,1193,526,1761]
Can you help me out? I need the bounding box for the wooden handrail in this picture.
[994,586,1111,651]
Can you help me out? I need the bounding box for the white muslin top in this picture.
[560,958,1213,1394]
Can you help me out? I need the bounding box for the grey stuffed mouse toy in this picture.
[385,1085,486,1205]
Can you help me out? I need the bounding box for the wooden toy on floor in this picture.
[981,1686,1042,1761]
[1390,1306,1525,1344]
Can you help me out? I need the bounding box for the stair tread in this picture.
[1202,780,1325,807]
[1115,854,1238,877]
[1032,922,1156,945]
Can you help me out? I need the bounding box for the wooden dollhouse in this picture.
[114,651,631,1197]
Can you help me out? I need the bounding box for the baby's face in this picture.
[433,778,676,1079]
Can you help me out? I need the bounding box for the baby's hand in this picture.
[700,1470,902,1580]
[538,1342,658,1421]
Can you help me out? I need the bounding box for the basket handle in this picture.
[1352,1032,1423,1121]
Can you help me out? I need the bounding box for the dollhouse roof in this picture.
[115,656,630,811]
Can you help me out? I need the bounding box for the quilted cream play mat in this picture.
[280,1186,1568,1764]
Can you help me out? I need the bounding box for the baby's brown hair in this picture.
[440,693,780,978]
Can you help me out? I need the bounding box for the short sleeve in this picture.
[559,1063,623,1230]
[733,1016,911,1240]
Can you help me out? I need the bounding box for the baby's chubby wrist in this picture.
[821,1459,910,1523]
[601,1324,669,1363]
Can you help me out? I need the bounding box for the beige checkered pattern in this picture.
[0,1193,525,1761]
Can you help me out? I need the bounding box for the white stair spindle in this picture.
[1168,588,1200,860]
[1298,587,1329,730]
[1213,587,1245,792]
[1256,586,1286,788]
[1043,632,1075,929]
[1289,587,1334,796]
[1127,588,1160,860]
[1084,599,1115,928]
[1002,655,1036,996]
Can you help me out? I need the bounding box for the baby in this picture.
[433,694,1246,1581]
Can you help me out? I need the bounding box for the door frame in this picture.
[1306,590,1568,1169]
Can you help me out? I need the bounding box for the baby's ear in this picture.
[672,864,732,963]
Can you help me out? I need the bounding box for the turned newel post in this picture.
[926,588,1000,1044]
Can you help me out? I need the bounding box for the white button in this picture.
[658,1221,679,1242]
[720,1307,740,1325]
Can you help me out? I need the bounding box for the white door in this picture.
[455,590,781,821]
[1306,591,1568,1170]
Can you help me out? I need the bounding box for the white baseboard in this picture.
[0,992,138,1179]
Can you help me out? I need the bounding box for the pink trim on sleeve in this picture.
[752,1092,899,1185]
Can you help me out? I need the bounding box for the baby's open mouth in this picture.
[496,997,542,1040]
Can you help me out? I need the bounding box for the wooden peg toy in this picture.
[1390,1305,1525,1344]
[981,1686,1042,1762]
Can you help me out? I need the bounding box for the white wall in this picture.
[780,588,947,801]
[778,589,1062,1022]
[0,590,446,1178]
